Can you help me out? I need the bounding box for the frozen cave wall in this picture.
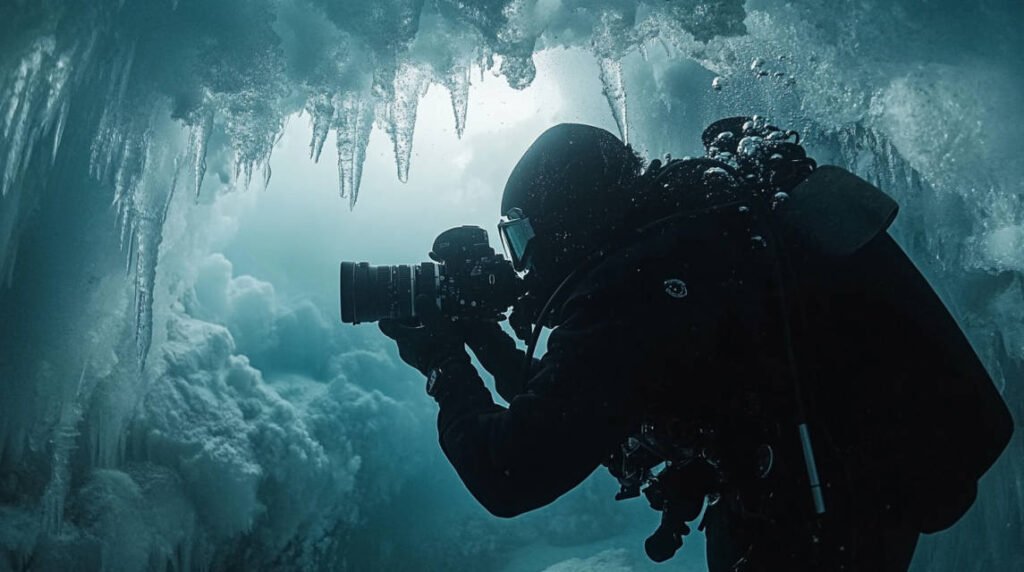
[0,0,1021,570]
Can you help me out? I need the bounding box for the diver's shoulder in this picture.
[561,206,753,311]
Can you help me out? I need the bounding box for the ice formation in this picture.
[1,0,1022,570]
[0,0,756,368]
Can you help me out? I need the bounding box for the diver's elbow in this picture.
[479,501,532,519]
[473,489,541,518]
[482,501,527,519]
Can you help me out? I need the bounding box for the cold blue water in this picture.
[0,1,1020,570]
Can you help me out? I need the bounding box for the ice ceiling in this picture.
[0,0,1021,570]
[1,0,752,364]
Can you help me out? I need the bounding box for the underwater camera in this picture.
[339,226,521,324]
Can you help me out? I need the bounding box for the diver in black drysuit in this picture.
[379,121,1013,571]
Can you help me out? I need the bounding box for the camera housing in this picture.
[340,226,521,324]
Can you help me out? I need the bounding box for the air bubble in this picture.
[771,191,790,210]
[737,136,763,157]
[703,167,731,181]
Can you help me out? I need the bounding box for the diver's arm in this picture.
[460,320,538,402]
[432,306,635,518]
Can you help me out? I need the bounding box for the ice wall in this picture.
[0,0,1021,570]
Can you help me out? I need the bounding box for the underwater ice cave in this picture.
[0,0,1021,570]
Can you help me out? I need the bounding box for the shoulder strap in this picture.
[776,166,898,258]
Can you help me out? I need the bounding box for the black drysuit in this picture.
[430,166,1013,571]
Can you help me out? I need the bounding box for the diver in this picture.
[376,120,1013,571]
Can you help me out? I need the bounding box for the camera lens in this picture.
[339,261,441,324]
[340,225,521,324]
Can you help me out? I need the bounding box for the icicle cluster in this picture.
[0,0,751,364]
[2,0,748,209]
[0,37,80,198]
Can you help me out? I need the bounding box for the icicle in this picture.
[112,150,131,211]
[478,47,494,82]
[134,240,152,365]
[658,38,672,58]
[1,53,32,139]
[335,92,374,207]
[243,161,254,189]
[0,41,44,140]
[124,224,136,276]
[41,54,70,132]
[112,137,137,217]
[445,64,471,139]
[307,94,334,163]
[0,35,80,195]
[598,57,629,144]
[89,108,113,180]
[51,100,69,164]
[261,159,272,189]
[188,109,213,199]
[132,172,177,367]
[386,62,430,184]
[1,43,47,197]
[104,126,156,334]
[168,153,183,204]
[116,192,134,254]
[228,118,280,192]
[40,365,85,536]
[235,154,255,190]
[88,43,137,185]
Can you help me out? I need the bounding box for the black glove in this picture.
[461,320,533,401]
[379,295,469,377]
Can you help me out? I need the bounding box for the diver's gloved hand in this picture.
[461,320,533,401]
[379,295,470,377]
